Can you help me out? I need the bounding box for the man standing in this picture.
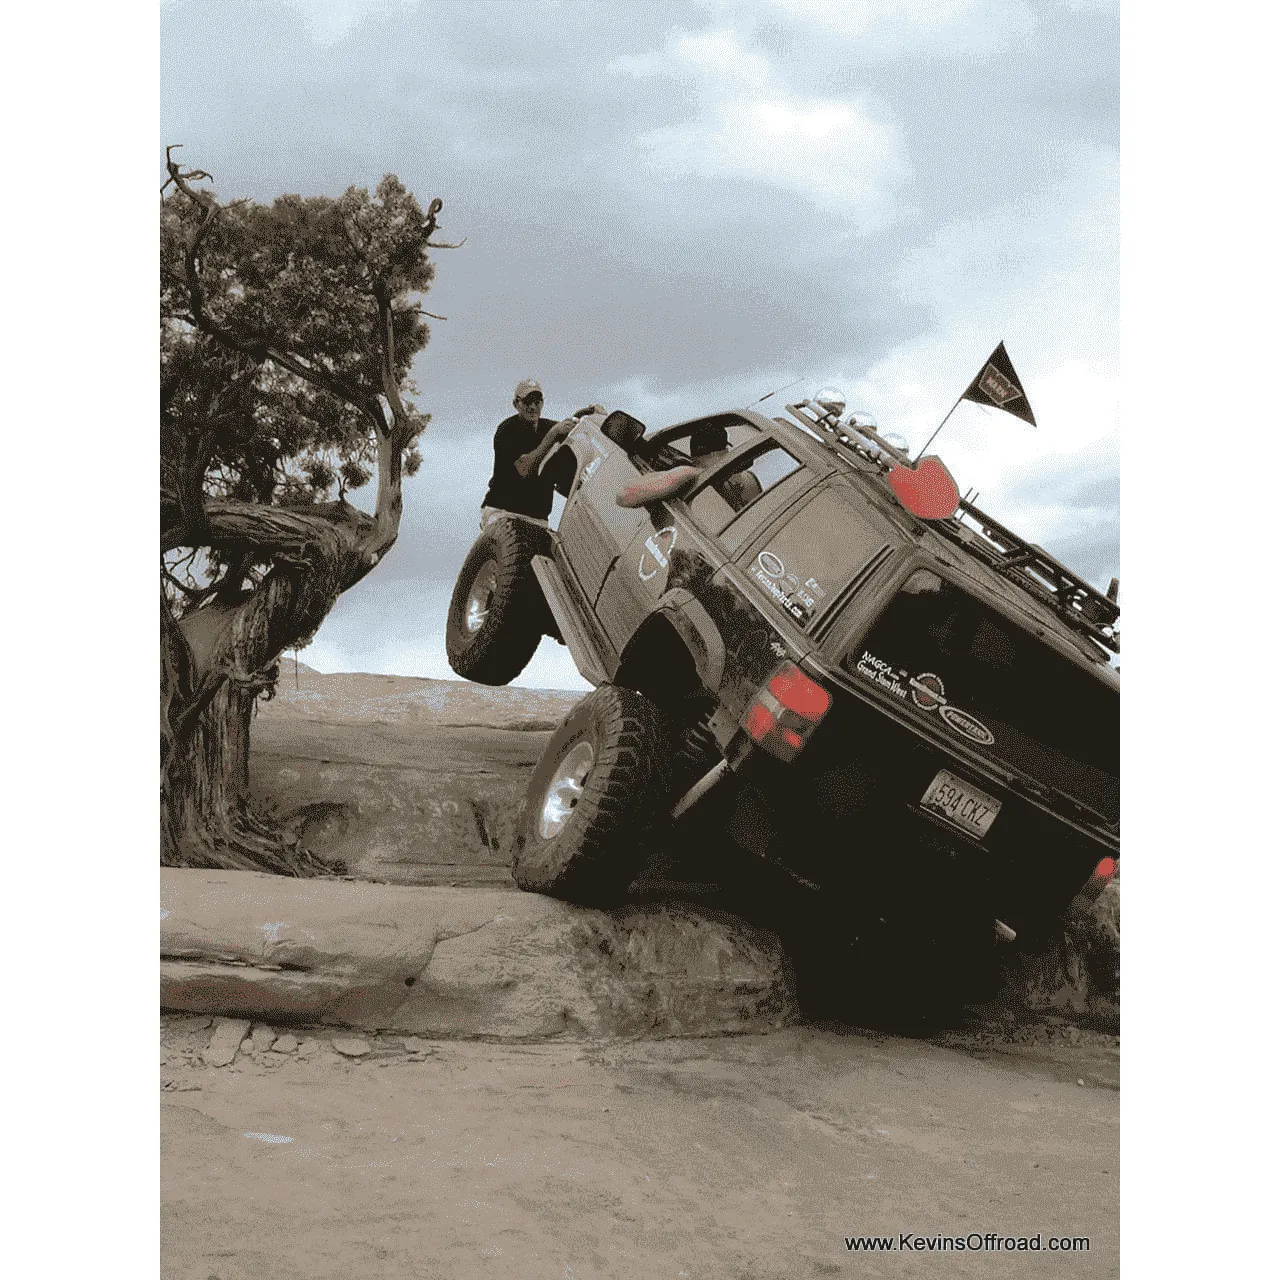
[480,379,598,529]
[479,379,562,530]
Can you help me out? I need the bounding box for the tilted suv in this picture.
[446,398,1119,989]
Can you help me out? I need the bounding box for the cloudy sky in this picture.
[161,0,1119,690]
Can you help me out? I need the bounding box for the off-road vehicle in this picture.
[446,395,1119,997]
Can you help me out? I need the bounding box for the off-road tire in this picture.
[445,518,553,685]
[512,685,675,905]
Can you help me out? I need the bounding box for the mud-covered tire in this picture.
[445,518,553,685]
[512,685,675,905]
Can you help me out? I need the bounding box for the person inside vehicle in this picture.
[688,423,762,510]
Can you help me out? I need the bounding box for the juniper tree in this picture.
[160,149,455,872]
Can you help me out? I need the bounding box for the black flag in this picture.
[961,341,1036,426]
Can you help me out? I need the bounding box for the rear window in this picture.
[848,572,1119,820]
[745,487,888,627]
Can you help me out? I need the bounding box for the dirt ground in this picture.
[165,665,1120,1277]
[161,1017,1119,1280]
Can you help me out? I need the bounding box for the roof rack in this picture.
[780,401,1119,654]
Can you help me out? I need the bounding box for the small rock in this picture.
[251,1024,277,1054]
[333,1038,371,1058]
[399,1037,431,1054]
[239,1038,254,1055]
[165,1016,212,1035]
[295,1039,321,1058]
[1077,1078,1086,1087]
[273,1034,299,1055]
[203,1018,252,1067]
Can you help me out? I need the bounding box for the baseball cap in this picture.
[514,378,543,402]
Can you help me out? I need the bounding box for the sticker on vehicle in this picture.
[758,551,786,579]
[639,526,677,581]
[910,672,945,710]
[753,550,819,623]
[938,704,995,745]
[852,655,997,745]
[853,650,909,699]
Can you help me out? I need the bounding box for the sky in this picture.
[160,0,1119,691]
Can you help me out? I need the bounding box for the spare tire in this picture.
[445,517,552,685]
[512,685,675,905]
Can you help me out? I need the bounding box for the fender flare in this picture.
[655,588,725,692]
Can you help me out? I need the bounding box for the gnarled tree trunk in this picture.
[161,440,405,874]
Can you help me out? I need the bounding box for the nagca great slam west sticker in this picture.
[852,651,996,746]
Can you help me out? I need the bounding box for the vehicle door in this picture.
[594,419,781,650]
[553,426,651,606]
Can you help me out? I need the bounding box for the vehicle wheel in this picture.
[445,518,552,685]
[512,685,675,904]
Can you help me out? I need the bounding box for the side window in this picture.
[656,421,761,467]
[687,445,803,535]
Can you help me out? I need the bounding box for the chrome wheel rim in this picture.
[465,562,498,634]
[539,740,594,839]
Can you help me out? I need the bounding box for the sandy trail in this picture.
[161,1023,1118,1280]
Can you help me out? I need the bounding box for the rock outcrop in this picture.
[160,869,799,1040]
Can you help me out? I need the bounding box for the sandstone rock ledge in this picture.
[160,870,798,1040]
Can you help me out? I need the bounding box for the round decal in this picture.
[939,704,995,746]
[757,551,785,579]
[639,526,678,582]
[910,672,945,710]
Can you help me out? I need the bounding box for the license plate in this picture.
[920,769,1002,839]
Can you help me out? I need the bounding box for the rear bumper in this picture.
[724,698,1116,943]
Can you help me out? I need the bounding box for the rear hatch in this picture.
[843,568,1118,826]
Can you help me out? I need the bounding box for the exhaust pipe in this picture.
[671,759,730,821]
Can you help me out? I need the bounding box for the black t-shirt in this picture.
[481,414,560,519]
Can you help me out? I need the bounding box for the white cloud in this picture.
[282,0,422,46]
[703,0,1038,59]
[613,27,910,232]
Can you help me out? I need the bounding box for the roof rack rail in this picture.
[779,400,1119,654]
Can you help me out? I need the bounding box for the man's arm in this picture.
[513,405,602,478]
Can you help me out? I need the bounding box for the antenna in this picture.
[756,375,805,404]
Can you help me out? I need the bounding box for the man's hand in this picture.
[516,415,584,477]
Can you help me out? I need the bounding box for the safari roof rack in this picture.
[779,400,1120,655]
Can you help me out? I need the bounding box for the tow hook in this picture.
[671,759,730,820]
[994,919,1017,943]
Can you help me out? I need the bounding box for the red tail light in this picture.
[1091,856,1118,884]
[741,662,832,761]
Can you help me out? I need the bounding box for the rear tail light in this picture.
[1091,856,1118,884]
[741,662,832,762]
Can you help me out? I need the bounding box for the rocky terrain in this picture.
[163,661,1120,1278]
[248,660,1120,1030]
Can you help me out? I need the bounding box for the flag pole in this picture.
[913,387,967,464]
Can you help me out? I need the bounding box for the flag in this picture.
[961,341,1037,426]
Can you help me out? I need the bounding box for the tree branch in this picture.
[165,151,378,419]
